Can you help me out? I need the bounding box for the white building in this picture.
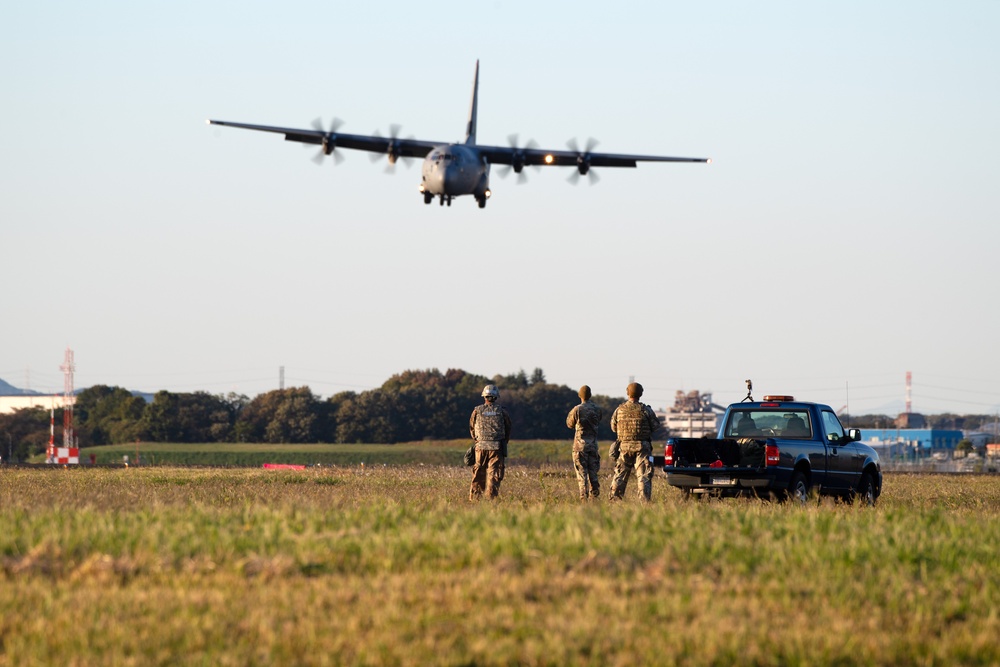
[0,395,70,415]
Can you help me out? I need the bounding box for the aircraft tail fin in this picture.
[465,60,479,145]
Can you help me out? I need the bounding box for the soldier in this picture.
[566,385,603,500]
[609,381,660,501]
[469,384,512,500]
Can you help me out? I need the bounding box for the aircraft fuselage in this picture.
[420,144,490,207]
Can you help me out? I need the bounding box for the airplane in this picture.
[207,61,710,209]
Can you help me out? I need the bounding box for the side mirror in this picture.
[847,428,862,442]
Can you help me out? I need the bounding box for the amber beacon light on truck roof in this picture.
[760,395,795,405]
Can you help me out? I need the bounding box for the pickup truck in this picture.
[660,396,882,504]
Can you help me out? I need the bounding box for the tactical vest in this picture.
[615,401,651,441]
[474,404,506,442]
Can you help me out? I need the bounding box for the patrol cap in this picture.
[626,382,643,398]
[579,385,592,400]
[481,384,499,398]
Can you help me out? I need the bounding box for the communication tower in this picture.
[61,348,76,447]
[905,370,912,414]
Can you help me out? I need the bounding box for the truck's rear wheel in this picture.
[788,470,810,504]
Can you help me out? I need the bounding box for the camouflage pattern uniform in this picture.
[566,386,603,499]
[610,388,659,501]
[469,389,512,500]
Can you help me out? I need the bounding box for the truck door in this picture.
[820,410,861,490]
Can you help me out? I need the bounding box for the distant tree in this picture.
[0,407,51,461]
[237,387,322,443]
[375,368,490,440]
[493,369,530,391]
[324,391,356,441]
[335,389,399,443]
[502,383,577,440]
[214,393,250,441]
[75,385,147,444]
[145,391,233,443]
[956,439,974,457]
[529,368,546,386]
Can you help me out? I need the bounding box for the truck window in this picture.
[724,409,812,438]
[822,411,846,442]
[781,412,811,438]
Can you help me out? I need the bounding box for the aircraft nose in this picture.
[423,161,445,193]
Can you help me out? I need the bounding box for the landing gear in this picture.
[476,196,487,209]
[423,191,433,205]
[439,195,452,207]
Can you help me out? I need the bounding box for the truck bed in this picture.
[669,437,766,469]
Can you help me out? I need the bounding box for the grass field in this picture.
[2,462,999,666]
[32,440,571,468]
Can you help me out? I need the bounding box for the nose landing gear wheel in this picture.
[423,192,433,204]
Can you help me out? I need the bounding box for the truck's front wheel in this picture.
[788,470,810,504]
[856,471,877,507]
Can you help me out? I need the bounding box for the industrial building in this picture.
[862,428,964,459]
[657,390,724,438]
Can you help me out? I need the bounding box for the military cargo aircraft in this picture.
[207,62,709,209]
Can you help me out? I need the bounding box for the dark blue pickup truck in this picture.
[661,396,882,504]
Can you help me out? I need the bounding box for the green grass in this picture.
[34,439,572,467]
[1,468,998,665]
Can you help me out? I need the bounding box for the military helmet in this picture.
[481,384,499,398]
[627,382,643,398]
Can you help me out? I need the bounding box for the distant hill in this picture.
[0,378,153,402]
[0,378,43,396]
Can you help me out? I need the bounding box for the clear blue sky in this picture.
[2,1,998,416]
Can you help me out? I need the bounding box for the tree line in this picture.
[5,369,996,462]
[0,368,626,460]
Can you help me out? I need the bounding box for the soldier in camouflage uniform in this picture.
[566,385,603,500]
[609,382,660,501]
[469,384,512,500]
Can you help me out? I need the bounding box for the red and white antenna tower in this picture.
[61,347,76,448]
[905,370,912,415]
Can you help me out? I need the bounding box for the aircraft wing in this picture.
[476,143,710,169]
[207,119,444,159]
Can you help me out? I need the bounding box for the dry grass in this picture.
[1,467,999,666]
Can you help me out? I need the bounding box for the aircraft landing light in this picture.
[544,155,554,164]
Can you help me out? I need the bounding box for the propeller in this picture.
[496,134,539,184]
[566,137,601,185]
[308,117,345,165]
[371,124,413,171]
